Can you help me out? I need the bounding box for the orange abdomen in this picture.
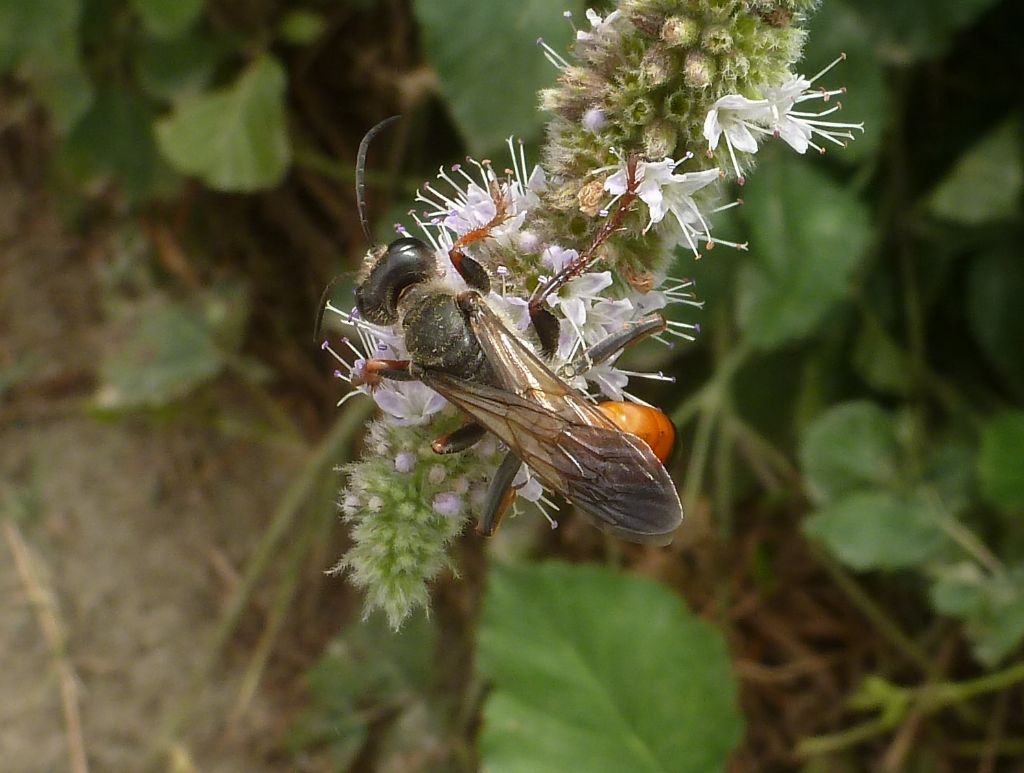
[596,402,676,463]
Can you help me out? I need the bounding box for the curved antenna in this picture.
[313,273,347,344]
[356,115,401,245]
[316,116,401,344]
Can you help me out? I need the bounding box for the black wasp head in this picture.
[354,236,436,325]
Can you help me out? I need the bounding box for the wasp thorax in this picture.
[400,287,492,381]
[355,237,437,325]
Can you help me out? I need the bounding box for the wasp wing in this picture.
[421,294,682,545]
[423,372,681,544]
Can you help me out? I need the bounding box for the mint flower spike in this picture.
[703,54,865,180]
[327,2,865,627]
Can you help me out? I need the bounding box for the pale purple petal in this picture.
[566,271,613,297]
[561,297,587,327]
[432,492,463,517]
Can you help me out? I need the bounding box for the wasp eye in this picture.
[355,237,435,324]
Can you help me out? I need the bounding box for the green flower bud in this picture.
[683,50,715,89]
[643,118,678,159]
[661,15,700,48]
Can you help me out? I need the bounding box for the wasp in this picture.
[332,117,683,545]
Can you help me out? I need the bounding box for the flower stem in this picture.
[814,548,933,673]
[798,647,1024,758]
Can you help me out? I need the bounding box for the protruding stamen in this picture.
[536,37,570,70]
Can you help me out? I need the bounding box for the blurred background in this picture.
[1,0,1023,770]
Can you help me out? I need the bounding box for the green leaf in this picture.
[130,0,203,39]
[135,30,226,101]
[60,87,161,201]
[94,285,249,411]
[0,0,92,133]
[155,55,291,192]
[412,0,584,155]
[799,402,902,506]
[0,0,78,68]
[850,0,1003,60]
[978,411,1024,510]
[931,563,1024,666]
[803,491,946,571]
[967,249,1024,395]
[478,562,742,773]
[928,117,1023,225]
[736,152,872,350]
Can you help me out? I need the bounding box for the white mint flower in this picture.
[605,156,722,236]
[703,94,769,182]
[582,107,606,133]
[760,71,864,154]
[415,138,544,255]
[321,304,448,423]
[546,271,613,336]
[576,9,621,42]
[372,381,448,426]
[540,244,579,275]
[432,492,463,518]
[702,54,864,168]
[487,290,531,333]
[511,465,560,529]
[589,362,630,401]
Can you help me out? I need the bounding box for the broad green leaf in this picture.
[130,0,203,39]
[0,0,79,68]
[803,491,946,570]
[412,0,584,155]
[60,87,161,201]
[479,562,742,773]
[968,249,1024,395]
[850,0,1003,61]
[155,55,291,192]
[736,152,871,350]
[94,285,249,411]
[803,0,889,164]
[931,563,1024,666]
[978,411,1024,510]
[928,118,1022,225]
[135,31,226,101]
[799,402,902,506]
[0,0,92,132]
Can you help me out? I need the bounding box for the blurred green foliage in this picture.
[4,0,1023,767]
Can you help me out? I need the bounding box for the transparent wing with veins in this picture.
[421,294,682,545]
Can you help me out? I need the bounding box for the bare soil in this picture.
[0,152,290,772]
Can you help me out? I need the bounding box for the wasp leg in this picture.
[527,302,561,359]
[529,154,643,309]
[431,421,486,454]
[448,247,491,293]
[476,451,523,537]
[352,358,416,388]
[560,314,666,378]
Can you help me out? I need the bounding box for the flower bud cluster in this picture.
[535,0,859,282]
[331,412,501,630]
